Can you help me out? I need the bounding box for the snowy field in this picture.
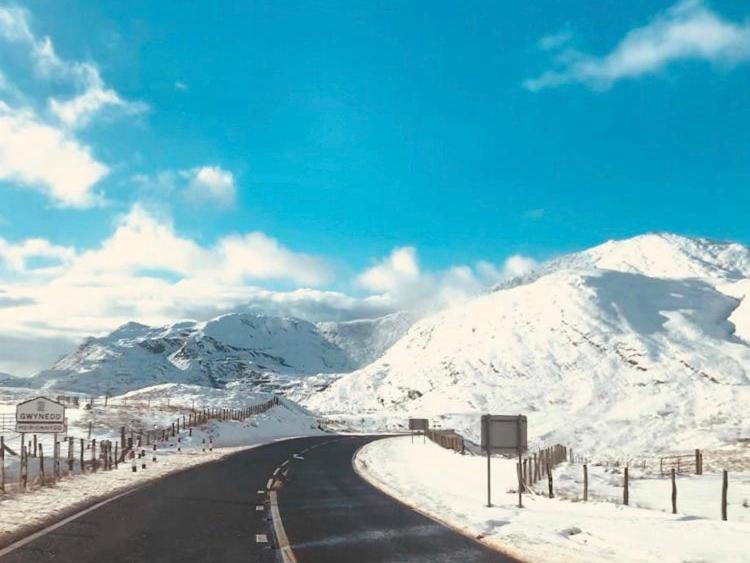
[0,384,324,543]
[355,436,750,563]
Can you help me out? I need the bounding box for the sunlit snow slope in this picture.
[305,234,750,455]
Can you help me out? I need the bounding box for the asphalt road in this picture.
[0,435,511,563]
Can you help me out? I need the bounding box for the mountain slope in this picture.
[316,312,413,367]
[28,314,344,394]
[304,234,750,455]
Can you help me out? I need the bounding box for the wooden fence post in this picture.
[67,438,73,474]
[79,438,84,473]
[547,463,553,498]
[20,445,26,490]
[671,468,677,514]
[722,470,728,521]
[39,444,45,486]
[583,464,588,501]
[0,436,4,493]
[623,467,629,506]
[91,439,97,472]
[32,434,37,457]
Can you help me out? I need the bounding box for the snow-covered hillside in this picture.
[31,312,411,395]
[316,311,413,367]
[305,234,750,456]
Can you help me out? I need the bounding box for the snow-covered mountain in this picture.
[31,312,413,395]
[316,312,414,367]
[0,372,28,387]
[304,234,750,455]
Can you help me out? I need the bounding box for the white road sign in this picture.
[15,397,66,433]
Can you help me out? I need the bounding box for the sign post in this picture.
[15,397,66,434]
[481,414,527,508]
[408,418,429,444]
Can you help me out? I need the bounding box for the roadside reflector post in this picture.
[209,438,213,452]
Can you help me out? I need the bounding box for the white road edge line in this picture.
[0,484,146,558]
[266,478,274,489]
[269,490,297,563]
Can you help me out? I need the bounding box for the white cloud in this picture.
[184,166,236,207]
[0,6,146,128]
[0,237,74,273]
[357,246,420,293]
[0,102,108,206]
[357,246,537,314]
[0,207,538,373]
[525,0,750,91]
[133,165,238,208]
[0,206,336,350]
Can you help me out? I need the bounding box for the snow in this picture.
[306,234,750,459]
[0,389,325,543]
[355,436,750,563]
[29,311,411,395]
[316,312,413,367]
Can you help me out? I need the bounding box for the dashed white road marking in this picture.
[257,489,266,495]
[256,534,268,543]
[256,505,264,511]
[266,478,274,489]
[273,467,281,476]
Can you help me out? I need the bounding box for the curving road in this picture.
[0,435,510,562]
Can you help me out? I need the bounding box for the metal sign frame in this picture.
[481,414,527,509]
[481,414,527,454]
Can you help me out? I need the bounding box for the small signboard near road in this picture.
[480,414,528,509]
[16,397,66,433]
[408,418,429,432]
[481,414,527,454]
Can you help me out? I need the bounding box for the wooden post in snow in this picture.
[722,470,728,521]
[79,438,84,473]
[39,443,45,486]
[671,468,677,514]
[623,467,629,506]
[67,438,74,474]
[0,436,4,493]
[547,463,553,498]
[583,464,588,501]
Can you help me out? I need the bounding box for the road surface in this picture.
[0,435,510,562]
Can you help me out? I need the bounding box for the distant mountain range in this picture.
[28,311,412,395]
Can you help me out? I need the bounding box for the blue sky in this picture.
[1,0,750,373]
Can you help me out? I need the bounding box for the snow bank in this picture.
[355,436,750,563]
